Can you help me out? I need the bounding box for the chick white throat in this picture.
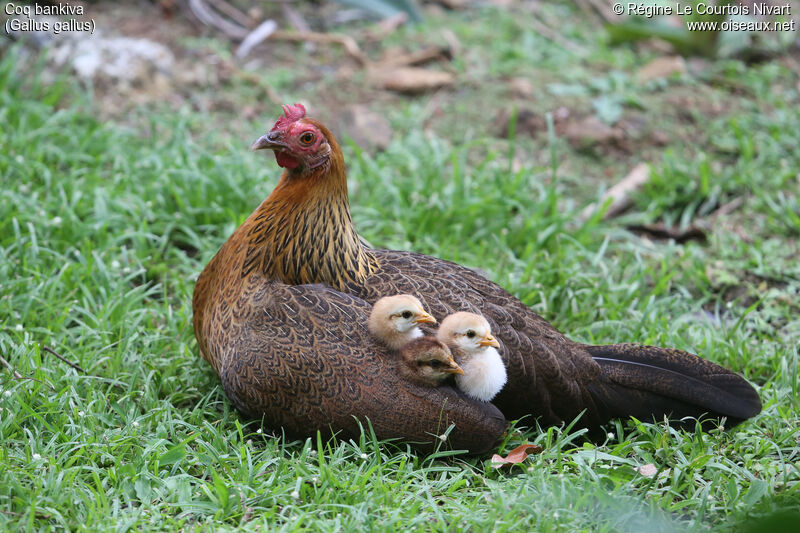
[454,346,507,402]
[435,311,507,402]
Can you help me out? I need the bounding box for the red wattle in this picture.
[275,152,300,169]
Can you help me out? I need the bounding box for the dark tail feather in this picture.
[585,343,761,426]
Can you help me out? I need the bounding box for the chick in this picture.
[369,295,463,386]
[368,294,436,351]
[399,337,464,387]
[437,312,507,401]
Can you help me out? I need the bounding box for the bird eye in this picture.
[466,330,476,338]
[401,311,412,319]
[299,131,315,145]
[429,360,442,368]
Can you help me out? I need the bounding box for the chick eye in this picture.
[466,330,476,338]
[401,311,412,319]
[429,360,442,368]
[299,131,315,145]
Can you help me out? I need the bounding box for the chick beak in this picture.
[479,334,501,348]
[250,132,288,151]
[444,361,464,375]
[413,311,437,325]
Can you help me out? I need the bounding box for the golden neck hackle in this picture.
[240,122,377,290]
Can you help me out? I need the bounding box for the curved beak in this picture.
[444,360,464,375]
[413,311,437,325]
[479,334,500,348]
[250,133,287,151]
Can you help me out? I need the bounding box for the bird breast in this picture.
[455,348,508,402]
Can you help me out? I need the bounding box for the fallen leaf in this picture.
[508,77,535,99]
[377,45,453,68]
[441,29,461,57]
[368,67,454,94]
[637,56,687,83]
[337,104,394,152]
[491,443,543,468]
[562,115,624,150]
[637,463,658,477]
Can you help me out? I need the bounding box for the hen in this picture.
[193,104,761,452]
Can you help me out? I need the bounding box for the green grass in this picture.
[2,2,800,529]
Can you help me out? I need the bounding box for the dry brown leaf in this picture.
[637,56,687,83]
[337,105,394,152]
[490,443,543,468]
[368,67,454,94]
[508,77,535,99]
[563,116,624,150]
[441,29,461,57]
[378,45,453,68]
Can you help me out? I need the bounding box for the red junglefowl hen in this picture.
[193,104,761,452]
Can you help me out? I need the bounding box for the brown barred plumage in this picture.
[193,105,761,453]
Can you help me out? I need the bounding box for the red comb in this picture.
[272,103,306,130]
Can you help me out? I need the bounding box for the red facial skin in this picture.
[271,121,326,170]
[251,103,331,172]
